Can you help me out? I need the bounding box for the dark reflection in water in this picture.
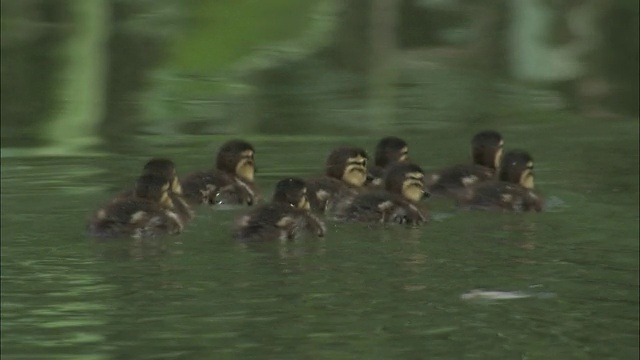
[99,1,166,152]
[1,1,68,147]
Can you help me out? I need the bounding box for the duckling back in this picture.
[88,198,183,239]
[456,182,543,212]
[233,203,324,242]
[333,190,428,225]
[425,164,495,197]
[182,170,258,206]
[306,176,359,213]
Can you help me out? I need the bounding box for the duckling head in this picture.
[134,173,174,209]
[272,177,310,210]
[384,162,429,203]
[374,136,409,168]
[471,130,504,170]
[216,139,256,182]
[142,158,182,195]
[499,150,535,189]
[325,146,369,187]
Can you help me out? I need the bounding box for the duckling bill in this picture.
[233,178,326,242]
[89,173,184,239]
[306,146,370,213]
[456,150,543,212]
[182,139,260,207]
[426,130,504,196]
[333,162,430,225]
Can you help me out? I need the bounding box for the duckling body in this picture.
[334,190,427,225]
[182,140,260,207]
[233,178,325,242]
[110,158,194,224]
[334,162,429,225]
[89,174,183,239]
[182,170,256,206]
[306,146,369,213]
[367,136,409,187]
[306,176,358,213]
[426,164,495,195]
[456,150,543,212]
[426,130,503,196]
[457,182,542,212]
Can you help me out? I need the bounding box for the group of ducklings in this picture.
[88,132,543,241]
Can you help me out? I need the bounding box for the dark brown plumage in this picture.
[456,150,543,212]
[367,136,409,187]
[182,139,260,207]
[425,130,504,196]
[110,158,194,224]
[306,146,369,213]
[333,162,430,225]
[89,173,184,239]
[233,178,326,242]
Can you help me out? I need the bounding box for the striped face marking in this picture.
[171,177,183,195]
[402,172,426,202]
[494,140,505,169]
[520,162,535,189]
[398,146,409,161]
[297,187,310,210]
[343,155,368,187]
[236,150,255,181]
[160,191,175,209]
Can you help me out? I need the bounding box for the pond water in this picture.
[2,115,638,359]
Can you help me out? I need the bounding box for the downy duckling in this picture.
[89,174,184,239]
[367,136,410,187]
[456,150,543,212]
[182,139,260,207]
[333,162,430,225]
[114,158,193,223]
[306,146,369,213]
[425,130,504,196]
[233,178,326,242]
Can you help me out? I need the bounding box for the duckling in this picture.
[333,162,430,225]
[89,174,184,239]
[114,158,194,223]
[425,130,504,196]
[456,150,543,212]
[367,136,409,187]
[305,146,369,213]
[233,177,326,242]
[182,139,260,207]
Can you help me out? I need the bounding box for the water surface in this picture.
[2,117,638,359]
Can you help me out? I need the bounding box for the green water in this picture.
[2,116,638,359]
